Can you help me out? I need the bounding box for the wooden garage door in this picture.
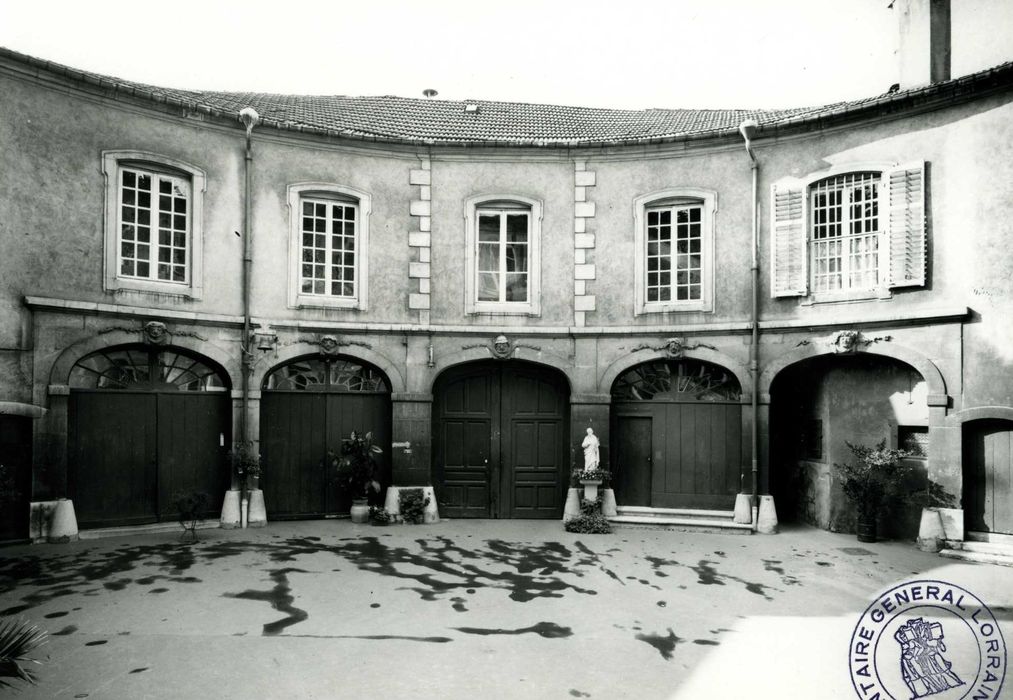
[68,346,230,528]
[434,362,568,519]
[612,359,743,510]
[260,356,391,519]
[964,419,1013,535]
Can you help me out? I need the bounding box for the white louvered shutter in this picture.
[770,179,807,297]
[886,161,926,288]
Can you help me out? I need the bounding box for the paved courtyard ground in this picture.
[1,520,1010,699]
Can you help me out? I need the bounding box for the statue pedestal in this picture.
[579,479,602,502]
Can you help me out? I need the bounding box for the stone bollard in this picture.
[562,488,581,522]
[757,495,779,534]
[733,493,753,524]
[48,498,79,543]
[247,489,267,527]
[916,507,944,552]
[220,490,242,529]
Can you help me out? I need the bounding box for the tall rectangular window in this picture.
[811,172,880,293]
[476,209,529,303]
[646,204,703,303]
[299,198,358,298]
[119,167,190,283]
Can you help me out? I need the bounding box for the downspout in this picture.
[739,119,760,529]
[238,107,260,449]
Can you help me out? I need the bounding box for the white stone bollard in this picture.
[247,489,267,527]
[757,495,779,534]
[48,498,79,542]
[220,490,242,529]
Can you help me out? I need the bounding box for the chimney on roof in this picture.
[895,0,951,88]
[423,89,438,99]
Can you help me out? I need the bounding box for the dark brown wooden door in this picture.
[260,391,391,519]
[434,362,567,519]
[611,359,743,510]
[68,391,229,528]
[964,419,1013,535]
[614,415,652,507]
[0,416,33,541]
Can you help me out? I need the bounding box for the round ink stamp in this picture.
[849,579,1007,699]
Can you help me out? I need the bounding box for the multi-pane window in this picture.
[118,167,190,283]
[646,204,703,303]
[810,172,880,293]
[476,209,529,303]
[299,198,357,298]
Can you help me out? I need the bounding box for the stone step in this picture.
[615,506,738,521]
[608,514,752,535]
[958,540,1013,557]
[938,548,1013,568]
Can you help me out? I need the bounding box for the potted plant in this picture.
[333,431,382,523]
[172,490,210,543]
[573,466,610,502]
[834,440,911,542]
[229,444,262,499]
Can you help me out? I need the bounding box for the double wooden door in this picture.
[963,419,1013,535]
[434,362,568,519]
[260,392,390,519]
[68,391,230,528]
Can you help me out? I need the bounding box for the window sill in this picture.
[636,302,712,315]
[107,278,200,300]
[467,306,540,317]
[800,289,892,306]
[293,295,363,311]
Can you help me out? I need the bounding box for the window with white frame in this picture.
[810,172,881,293]
[771,162,926,300]
[287,183,371,310]
[633,189,716,314]
[102,152,206,298]
[464,196,542,315]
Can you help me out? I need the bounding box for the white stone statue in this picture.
[582,427,600,472]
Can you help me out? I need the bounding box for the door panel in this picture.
[614,415,652,507]
[0,416,33,541]
[325,393,390,514]
[69,392,158,528]
[261,392,328,518]
[435,363,567,519]
[157,393,229,519]
[964,420,1013,535]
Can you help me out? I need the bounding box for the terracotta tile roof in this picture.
[2,46,1011,146]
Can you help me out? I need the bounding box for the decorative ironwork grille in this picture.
[264,357,389,392]
[612,359,741,402]
[69,346,227,391]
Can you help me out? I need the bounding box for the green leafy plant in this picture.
[834,441,912,521]
[332,431,382,500]
[398,488,430,524]
[0,617,47,689]
[571,467,610,486]
[172,491,210,543]
[369,506,392,525]
[229,443,262,497]
[565,512,612,534]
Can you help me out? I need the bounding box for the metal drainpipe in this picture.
[238,108,260,451]
[739,120,760,529]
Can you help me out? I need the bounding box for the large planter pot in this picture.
[856,515,877,543]
[350,498,370,524]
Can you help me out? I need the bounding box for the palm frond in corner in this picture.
[0,617,47,690]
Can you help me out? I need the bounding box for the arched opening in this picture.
[962,419,1013,536]
[432,360,569,518]
[769,353,930,537]
[67,344,231,528]
[610,358,743,509]
[260,355,391,519]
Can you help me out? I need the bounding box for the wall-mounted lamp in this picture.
[253,324,278,353]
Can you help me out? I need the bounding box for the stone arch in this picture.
[429,347,573,394]
[599,346,749,398]
[952,406,1013,424]
[759,340,946,399]
[49,330,238,390]
[252,341,405,394]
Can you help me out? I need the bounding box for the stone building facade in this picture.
[1,1,1012,542]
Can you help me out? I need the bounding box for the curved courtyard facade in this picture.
[2,33,1013,541]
